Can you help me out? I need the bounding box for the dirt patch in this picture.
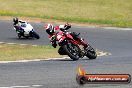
[0,16,110,27]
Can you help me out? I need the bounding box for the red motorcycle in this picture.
[56,30,97,61]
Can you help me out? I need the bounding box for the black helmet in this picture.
[13,17,18,23]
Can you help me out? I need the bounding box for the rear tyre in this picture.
[18,33,21,39]
[86,45,97,59]
[58,47,66,55]
[25,36,29,39]
[62,44,80,61]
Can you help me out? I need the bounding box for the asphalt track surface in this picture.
[0,20,132,88]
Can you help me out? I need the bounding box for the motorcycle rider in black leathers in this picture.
[13,17,26,34]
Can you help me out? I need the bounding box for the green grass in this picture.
[0,44,104,61]
[0,0,132,27]
[0,44,62,61]
[0,44,106,61]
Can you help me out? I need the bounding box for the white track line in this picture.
[97,51,111,56]
[102,27,132,30]
[0,42,6,44]
[32,45,38,46]
[10,86,30,88]
[32,85,43,87]
[0,51,110,63]
[19,44,28,46]
[0,41,111,63]
[0,84,43,88]
[7,43,17,45]
[0,42,37,46]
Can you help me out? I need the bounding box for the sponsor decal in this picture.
[76,66,131,85]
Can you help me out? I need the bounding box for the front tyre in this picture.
[32,31,40,39]
[86,45,97,59]
[62,44,80,61]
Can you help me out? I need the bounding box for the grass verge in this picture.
[0,44,62,61]
[0,0,132,27]
[0,44,106,61]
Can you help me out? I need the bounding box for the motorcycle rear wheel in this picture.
[58,46,66,55]
[62,44,80,61]
[18,33,21,39]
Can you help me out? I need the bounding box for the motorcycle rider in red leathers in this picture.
[44,23,88,48]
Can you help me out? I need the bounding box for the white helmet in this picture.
[44,24,54,35]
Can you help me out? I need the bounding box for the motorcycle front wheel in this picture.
[86,45,97,59]
[32,31,40,39]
